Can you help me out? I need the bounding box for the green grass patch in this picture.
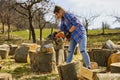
[11,29,57,39]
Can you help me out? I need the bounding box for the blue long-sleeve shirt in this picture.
[60,12,86,43]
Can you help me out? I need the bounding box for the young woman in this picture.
[54,5,91,69]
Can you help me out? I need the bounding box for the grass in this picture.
[10,29,120,45]
[0,57,59,80]
[11,29,57,39]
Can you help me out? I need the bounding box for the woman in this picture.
[54,5,91,69]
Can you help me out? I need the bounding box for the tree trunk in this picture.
[7,16,10,40]
[39,28,42,45]
[29,29,31,40]
[28,10,36,43]
[2,22,5,34]
[51,27,53,34]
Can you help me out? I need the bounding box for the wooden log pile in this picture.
[29,43,57,73]
[14,43,38,63]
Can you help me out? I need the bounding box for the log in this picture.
[117,41,120,45]
[90,49,112,66]
[9,44,18,55]
[91,62,98,69]
[0,73,12,80]
[0,49,8,59]
[97,73,120,80]
[111,62,120,73]
[107,52,120,70]
[15,43,38,63]
[37,39,53,45]
[56,49,65,65]
[64,48,68,61]
[79,67,98,80]
[102,40,120,50]
[58,61,82,80]
[54,38,66,65]
[14,45,29,63]
[54,38,64,50]
[30,47,57,73]
[21,43,38,52]
[0,44,10,59]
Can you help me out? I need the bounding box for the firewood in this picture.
[111,62,120,73]
[80,67,99,80]
[58,61,82,80]
[108,52,120,70]
[90,49,112,66]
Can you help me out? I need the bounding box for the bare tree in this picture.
[113,16,120,23]
[77,12,99,35]
[110,12,120,28]
[13,0,51,43]
[101,22,110,35]
[33,1,54,44]
[0,0,8,34]
[0,0,16,40]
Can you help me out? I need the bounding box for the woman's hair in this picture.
[54,5,65,13]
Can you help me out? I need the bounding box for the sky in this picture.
[51,0,120,29]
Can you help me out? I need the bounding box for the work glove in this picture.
[65,32,71,41]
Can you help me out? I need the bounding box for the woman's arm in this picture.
[69,26,76,33]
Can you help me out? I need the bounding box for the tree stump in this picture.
[30,46,57,73]
[0,49,8,59]
[9,44,18,55]
[14,45,29,63]
[58,61,82,80]
[111,62,120,73]
[90,49,112,66]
